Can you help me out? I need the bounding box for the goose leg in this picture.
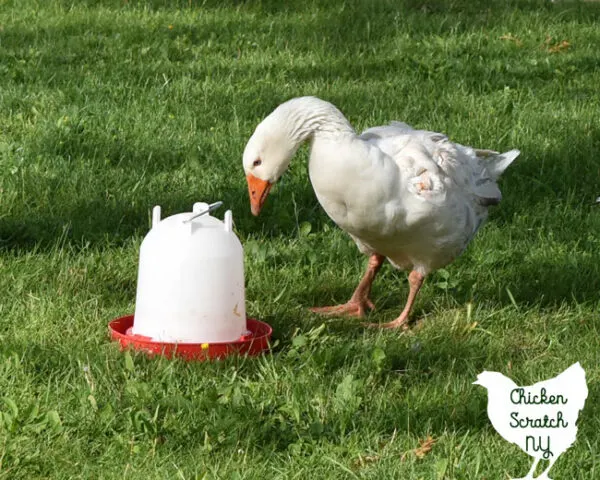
[365,270,424,330]
[310,253,385,318]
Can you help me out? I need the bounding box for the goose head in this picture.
[242,107,301,216]
[243,96,355,215]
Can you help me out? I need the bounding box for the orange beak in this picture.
[246,173,272,216]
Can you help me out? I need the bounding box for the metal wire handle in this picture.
[183,201,224,223]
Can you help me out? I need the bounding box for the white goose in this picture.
[243,97,519,329]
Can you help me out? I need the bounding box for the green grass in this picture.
[1,0,600,478]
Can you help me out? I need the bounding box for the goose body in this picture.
[243,97,519,328]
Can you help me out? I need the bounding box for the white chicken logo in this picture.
[474,362,588,479]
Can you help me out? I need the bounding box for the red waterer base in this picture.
[109,315,272,361]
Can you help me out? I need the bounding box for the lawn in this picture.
[1,0,600,478]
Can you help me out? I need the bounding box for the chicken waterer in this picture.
[109,202,272,360]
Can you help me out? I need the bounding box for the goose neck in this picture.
[281,97,356,144]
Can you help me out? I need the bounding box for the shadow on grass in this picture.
[292,241,599,323]
[3,0,600,246]
[2,0,600,317]
[42,0,600,20]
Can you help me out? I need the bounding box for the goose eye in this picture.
[253,159,262,167]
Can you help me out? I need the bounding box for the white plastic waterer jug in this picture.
[132,202,246,343]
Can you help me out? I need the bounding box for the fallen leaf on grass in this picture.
[543,36,571,53]
[500,34,523,46]
[352,454,381,469]
[548,40,570,53]
[401,436,437,461]
[414,436,437,459]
